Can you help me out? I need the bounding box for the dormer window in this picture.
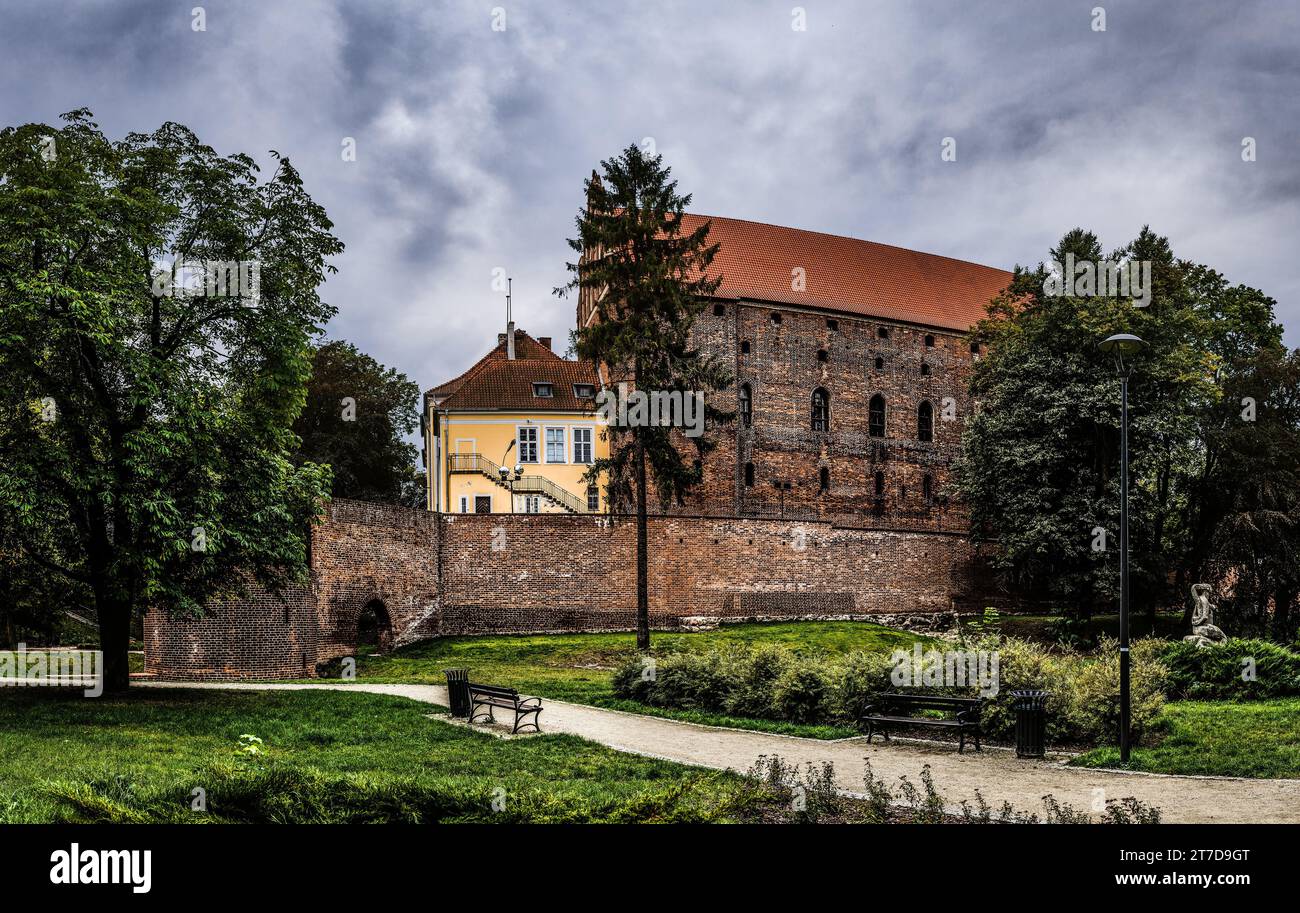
[532,382,554,398]
[573,383,596,399]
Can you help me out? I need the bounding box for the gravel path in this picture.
[137,680,1300,823]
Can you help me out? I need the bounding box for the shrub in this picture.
[833,650,897,722]
[1063,638,1168,744]
[1158,638,1300,700]
[723,645,791,719]
[772,663,833,723]
[976,637,1069,743]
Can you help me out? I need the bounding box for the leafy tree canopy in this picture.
[291,339,422,506]
[0,110,341,688]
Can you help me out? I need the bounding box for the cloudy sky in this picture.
[3,0,1298,394]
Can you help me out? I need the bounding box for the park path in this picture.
[137,679,1300,823]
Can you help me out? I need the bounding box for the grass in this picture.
[0,687,753,823]
[1072,698,1300,779]
[324,621,937,739]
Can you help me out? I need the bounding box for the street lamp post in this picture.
[499,463,523,514]
[1098,332,1147,762]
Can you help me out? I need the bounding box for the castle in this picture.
[144,215,1012,679]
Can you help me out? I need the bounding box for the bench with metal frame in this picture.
[860,693,982,753]
[467,682,543,734]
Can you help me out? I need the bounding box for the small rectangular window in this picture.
[573,383,596,399]
[573,428,593,464]
[518,427,538,462]
[459,496,469,513]
[532,382,554,398]
[587,484,600,511]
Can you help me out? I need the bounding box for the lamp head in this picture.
[497,465,508,480]
[1099,333,1147,374]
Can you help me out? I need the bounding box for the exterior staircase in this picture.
[448,453,587,514]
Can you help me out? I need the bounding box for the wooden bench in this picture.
[860,693,982,753]
[468,683,543,734]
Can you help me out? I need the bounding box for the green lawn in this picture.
[329,621,936,738]
[0,687,754,823]
[1072,698,1300,779]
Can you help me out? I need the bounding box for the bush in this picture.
[1158,638,1300,700]
[773,663,833,723]
[611,635,1173,748]
[833,650,897,722]
[1063,638,1168,744]
[723,645,791,719]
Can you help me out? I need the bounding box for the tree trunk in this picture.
[635,424,650,651]
[94,591,131,693]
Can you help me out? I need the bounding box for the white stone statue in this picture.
[1183,583,1226,648]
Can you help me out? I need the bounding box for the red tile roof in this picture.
[682,213,1012,332]
[427,330,600,413]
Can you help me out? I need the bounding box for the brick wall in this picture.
[671,302,975,530]
[145,500,992,678]
[143,583,318,680]
[440,512,985,635]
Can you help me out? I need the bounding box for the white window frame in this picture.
[521,495,541,514]
[459,496,469,513]
[572,426,594,464]
[517,425,539,463]
[454,438,475,454]
[545,426,567,464]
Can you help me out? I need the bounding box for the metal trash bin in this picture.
[444,668,471,718]
[1011,690,1049,758]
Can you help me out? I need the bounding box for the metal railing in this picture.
[447,452,588,514]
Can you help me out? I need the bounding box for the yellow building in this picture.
[424,327,608,513]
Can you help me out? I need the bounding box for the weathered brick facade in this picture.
[144,499,992,679]
[676,301,976,530]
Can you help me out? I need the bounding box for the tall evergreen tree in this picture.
[559,145,732,649]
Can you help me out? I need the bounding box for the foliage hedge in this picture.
[1157,639,1300,700]
[613,637,1172,746]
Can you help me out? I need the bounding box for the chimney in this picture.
[538,337,551,351]
[506,322,515,360]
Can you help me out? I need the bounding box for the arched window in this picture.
[874,356,884,370]
[922,474,933,503]
[817,348,828,362]
[924,334,935,348]
[740,339,751,354]
[819,466,830,493]
[920,362,931,376]
[918,400,933,443]
[869,394,886,438]
[739,383,752,428]
[771,312,783,325]
[811,388,829,432]
[874,470,885,498]
[744,462,755,487]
